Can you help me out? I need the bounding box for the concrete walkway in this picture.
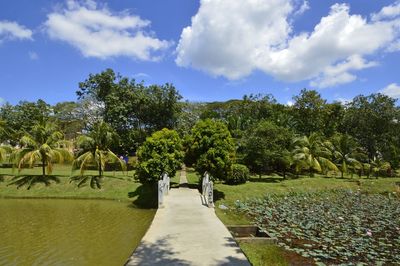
[125,171,250,266]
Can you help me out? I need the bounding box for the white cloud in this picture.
[294,0,309,16]
[45,0,171,61]
[310,55,378,88]
[133,72,150,79]
[0,97,5,105]
[176,1,400,87]
[286,100,294,106]
[0,21,33,42]
[29,51,39,60]
[379,83,400,98]
[176,0,294,79]
[371,1,400,21]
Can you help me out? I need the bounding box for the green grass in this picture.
[239,242,289,266]
[0,164,157,207]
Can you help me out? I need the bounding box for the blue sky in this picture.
[0,0,400,105]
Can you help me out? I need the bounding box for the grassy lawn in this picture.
[0,164,158,207]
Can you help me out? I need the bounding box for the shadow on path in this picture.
[125,237,191,266]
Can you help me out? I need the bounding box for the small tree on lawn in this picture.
[71,121,125,188]
[10,121,72,188]
[135,128,184,183]
[185,119,235,180]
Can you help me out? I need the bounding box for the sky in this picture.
[0,0,400,106]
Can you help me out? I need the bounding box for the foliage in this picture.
[76,69,182,154]
[71,121,125,189]
[292,133,339,176]
[241,121,293,176]
[9,121,72,188]
[343,94,399,161]
[328,133,364,177]
[226,164,250,185]
[185,119,235,180]
[135,128,183,184]
[236,190,400,265]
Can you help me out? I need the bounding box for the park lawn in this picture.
[0,164,157,206]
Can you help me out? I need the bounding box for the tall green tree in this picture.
[343,93,398,161]
[71,121,125,188]
[292,133,338,176]
[241,121,293,177]
[76,69,182,153]
[185,119,235,180]
[135,128,184,184]
[291,89,327,136]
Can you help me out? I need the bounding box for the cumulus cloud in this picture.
[380,83,400,98]
[176,1,400,87]
[310,55,378,88]
[45,0,171,61]
[0,21,33,42]
[371,1,400,21]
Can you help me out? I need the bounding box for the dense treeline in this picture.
[0,69,399,187]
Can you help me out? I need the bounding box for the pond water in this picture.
[0,199,155,266]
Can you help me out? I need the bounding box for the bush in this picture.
[185,119,235,180]
[135,129,183,184]
[226,164,249,185]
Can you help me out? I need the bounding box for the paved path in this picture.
[125,171,250,266]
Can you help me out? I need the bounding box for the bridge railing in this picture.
[202,172,214,208]
[158,173,170,208]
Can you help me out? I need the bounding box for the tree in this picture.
[342,93,398,162]
[53,101,85,140]
[76,69,183,154]
[0,100,51,144]
[291,89,327,136]
[328,134,363,178]
[185,119,235,180]
[241,121,293,177]
[135,129,184,184]
[10,121,72,188]
[71,121,125,188]
[292,133,338,177]
[0,119,12,162]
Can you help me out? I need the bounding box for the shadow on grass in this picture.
[214,188,226,202]
[248,176,282,183]
[128,183,158,209]
[8,175,61,190]
[70,175,103,189]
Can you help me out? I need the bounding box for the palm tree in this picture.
[0,120,12,162]
[328,134,363,178]
[71,121,125,188]
[9,121,72,188]
[292,133,338,177]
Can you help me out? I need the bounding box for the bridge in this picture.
[125,169,250,266]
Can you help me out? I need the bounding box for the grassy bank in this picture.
[186,168,400,265]
[0,164,158,207]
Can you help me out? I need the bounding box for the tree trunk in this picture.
[341,171,344,178]
[42,157,46,177]
[98,152,102,177]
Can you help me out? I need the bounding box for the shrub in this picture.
[185,119,235,180]
[135,129,183,184]
[226,164,249,185]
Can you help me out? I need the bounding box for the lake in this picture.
[0,199,155,266]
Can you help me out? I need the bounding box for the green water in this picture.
[0,199,155,266]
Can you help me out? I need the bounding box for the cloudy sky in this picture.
[0,0,400,105]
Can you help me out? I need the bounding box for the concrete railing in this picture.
[158,173,170,208]
[202,172,214,208]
